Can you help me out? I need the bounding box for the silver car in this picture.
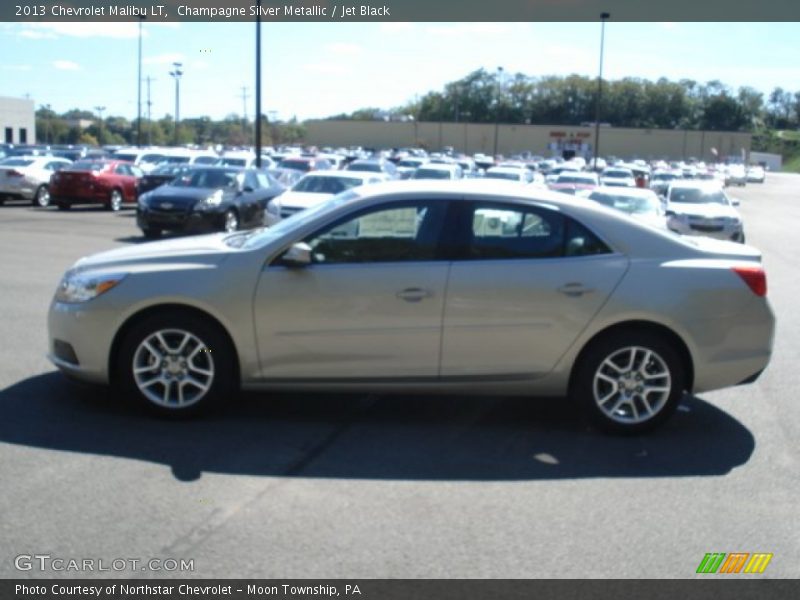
[666,181,745,243]
[48,180,775,433]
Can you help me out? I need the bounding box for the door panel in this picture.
[254,263,449,378]
[441,255,628,377]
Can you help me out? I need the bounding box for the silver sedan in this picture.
[48,180,775,433]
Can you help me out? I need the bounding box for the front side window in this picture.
[301,201,445,264]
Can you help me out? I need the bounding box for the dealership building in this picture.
[0,96,36,145]
[305,120,752,162]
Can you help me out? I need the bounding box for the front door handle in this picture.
[557,282,595,297]
[396,287,433,302]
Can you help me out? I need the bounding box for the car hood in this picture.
[146,186,219,205]
[278,191,333,210]
[669,202,739,219]
[72,233,234,272]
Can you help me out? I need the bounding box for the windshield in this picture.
[113,153,137,162]
[0,158,34,167]
[485,171,520,181]
[347,162,382,172]
[219,158,247,167]
[398,159,423,168]
[292,175,363,194]
[237,190,361,250]
[172,169,239,189]
[280,159,313,171]
[669,188,729,205]
[603,170,633,178]
[556,174,596,184]
[413,168,452,179]
[163,156,191,164]
[589,192,660,215]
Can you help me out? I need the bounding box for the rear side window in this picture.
[458,203,611,260]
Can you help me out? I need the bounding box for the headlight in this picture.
[137,192,151,208]
[195,189,224,209]
[266,199,280,215]
[55,271,127,304]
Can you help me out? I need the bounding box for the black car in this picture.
[136,167,284,238]
[137,164,196,196]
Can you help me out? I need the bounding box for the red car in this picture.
[49,159,142,211]
[547,172,600,195]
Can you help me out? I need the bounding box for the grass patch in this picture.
[782,154,800,173]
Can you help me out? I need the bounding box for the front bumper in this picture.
[137,205,227,233]
[668,219,744,242]
[47,299,118,384]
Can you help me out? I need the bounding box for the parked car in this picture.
[136,167,284,238]
[48,179,774,434]
[579,187,667,229]
[649,170,680,197]
[136,164,196,196]
[600,167,637,188]
[665,181,745,243]
[548,172,599,194]
[396,157,428,179]
[0,156,72,206]
[411,163,463,180]
[265,170,388,226]
[49,159,142,211]
[746,165,766,183]
[484,166,534,184]
[345,158,399,179]
[277,156,333,172]
[725,164,747,187]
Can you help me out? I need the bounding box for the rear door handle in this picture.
[557,282,595,297]
[396,287,433,302]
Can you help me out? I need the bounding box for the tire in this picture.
[570,330,686,434]
[116,311,237,417]
[108,189,123,212]
[34,185,50,208]
[141,227,162,240]
[223,209,239,233]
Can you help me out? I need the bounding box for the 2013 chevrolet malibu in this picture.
[48,180,775,433]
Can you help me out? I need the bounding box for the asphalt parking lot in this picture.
[1,175,798,579]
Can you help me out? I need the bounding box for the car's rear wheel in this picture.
[35,185,50,207]
[571,331,685,434]
[117,311,236,417]
[223,209,239,233]
[108,189,123,212]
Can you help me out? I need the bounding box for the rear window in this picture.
[69,161,106,172]
[0,158,34,167]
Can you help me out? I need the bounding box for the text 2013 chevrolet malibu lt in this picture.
[48,180,775,433]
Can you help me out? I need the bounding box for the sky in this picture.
[2,21,799,122]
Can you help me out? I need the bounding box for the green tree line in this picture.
[335,69,800,134]
[34,108,306,148]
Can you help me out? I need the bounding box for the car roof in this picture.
[299,170,380,179]
[587,186,659,198]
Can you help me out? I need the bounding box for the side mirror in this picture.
[665,210,675,217]
[278,242,312,268]
[731,198,741,206]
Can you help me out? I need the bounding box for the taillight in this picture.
[733,265,767,297]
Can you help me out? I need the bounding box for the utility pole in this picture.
[169,62,183,146]
[240,85,250,139]
[94,105,106,145]
[136,15,145,147]
[255,0,262,167]
[146,76,154,145]
[593,12,610,169]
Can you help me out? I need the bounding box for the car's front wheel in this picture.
[117,311,237,416]
[571,330,686,434]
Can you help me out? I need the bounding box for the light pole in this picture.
[593,12,610,169]
[94,105,106,145]
[136,15,145,147]
[169,62,183,146]
[493,66,504,158]
[255,0,262,167]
